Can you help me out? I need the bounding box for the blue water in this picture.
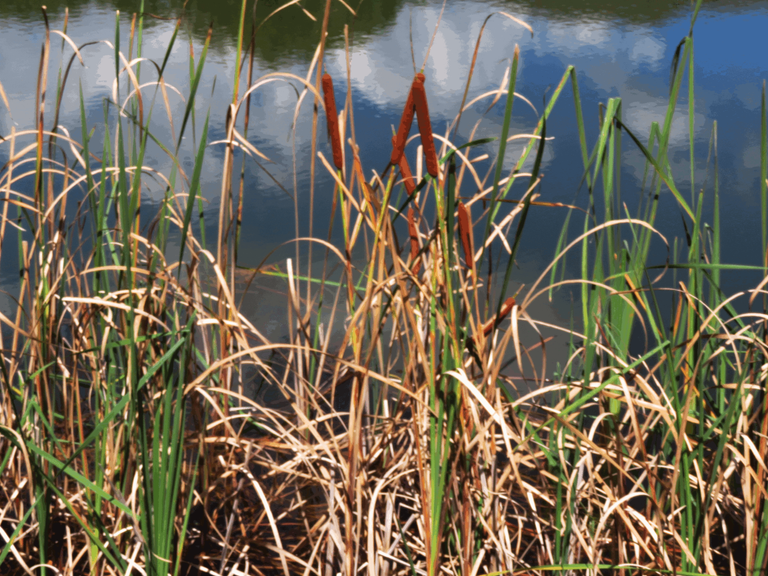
[0,0,767,319]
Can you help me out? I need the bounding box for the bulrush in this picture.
[481,296,516,336]
[411,76,438,178]
[407,206,421,274]
[392,136,416,194]
[457,201,474,275]
[466,296,517,365]
[322,73,344,170]
[390,72,424,165]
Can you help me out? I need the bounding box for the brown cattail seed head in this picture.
[392,136,416,195]
[457,201,474,273]
[391,98,414,165]
[407,206,421,274]
[391,74,425,165]
[482,296,517,336]
[412,78,438,178]
[322,73,344,170]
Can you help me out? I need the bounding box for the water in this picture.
[1,0,767,357]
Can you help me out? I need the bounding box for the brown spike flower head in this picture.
[407,206,421,274]
[411,75,438,178]
[457,201,475,274]
[392,136,416,195]
[391,73,425,166]
[322,73,344,170]
[482,297,517,336]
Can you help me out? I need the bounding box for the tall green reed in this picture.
[0,4,219,575]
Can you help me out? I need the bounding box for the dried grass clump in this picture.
[1,2,767,576]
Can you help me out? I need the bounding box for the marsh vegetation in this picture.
[0,1,767,575]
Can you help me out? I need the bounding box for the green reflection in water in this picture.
[1,0,763,64]
[0,0,404,64]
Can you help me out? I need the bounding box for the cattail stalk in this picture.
[407,206,421,274]
[457,201,474,274]
[322,73,344,170]
[411,76,438,178]
[391,73,424,165]
[392,136,416,194]
[466,296,516,364]
[481,296,516,336]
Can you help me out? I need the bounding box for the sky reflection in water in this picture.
[0,0,767,303]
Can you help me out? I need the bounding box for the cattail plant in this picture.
[411,75,438,178]
[390,72,439,178]
[392,135,417,194]
[390,73,422,165]
[457,200,474,275]
[322,72,344,170]
[407,205,421,273]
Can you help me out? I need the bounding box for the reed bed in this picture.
[1,1,767,575]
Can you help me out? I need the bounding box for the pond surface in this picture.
[1,0,767,342]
